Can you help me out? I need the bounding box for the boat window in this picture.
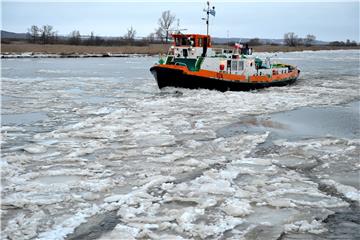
[198,38,203,47]
[175,38,181,46]
[190,37,196,47]
[204,37,210,47]
[238,61,244,70]
[181,37,187,46]
[231,61,238,71]
[183,49,188,58]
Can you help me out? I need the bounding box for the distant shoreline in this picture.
[1,52,151,58]
[1,42,359,58]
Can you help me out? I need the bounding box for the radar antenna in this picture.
[202,1,216,36]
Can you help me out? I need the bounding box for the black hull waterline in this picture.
[150,66,298,92]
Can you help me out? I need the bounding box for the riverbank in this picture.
[1,43,170,56]
[1,42,359,58]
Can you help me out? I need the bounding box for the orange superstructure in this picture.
[172,34,212,48]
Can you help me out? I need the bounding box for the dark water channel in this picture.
[217,101,360,141]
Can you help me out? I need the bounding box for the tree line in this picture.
[25,10,177,46]
[15,11,358,47]
[283,33,317,47]
[283,32,357,47]
[243,33,357,47]
[27,25,150,46]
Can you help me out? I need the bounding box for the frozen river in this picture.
[1,50,359,240]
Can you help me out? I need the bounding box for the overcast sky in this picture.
[2,1,359,41]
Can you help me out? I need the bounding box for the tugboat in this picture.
[150,2,300,92]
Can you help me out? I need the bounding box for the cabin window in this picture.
[223,49,233,54]
[181,37,187,45]
[180,37,193,46]
[231,61,238,71]
[198,38,203,47]
[174,35,209,47]
[227,60,231,71]
[238,61,244,70]
[183,49,188,58]
[190,37,196,47]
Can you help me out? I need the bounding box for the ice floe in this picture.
[1,51,359,239]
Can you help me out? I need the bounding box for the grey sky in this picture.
[2,1,359,41]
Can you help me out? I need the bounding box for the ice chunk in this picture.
[197,178,235,195]
[221,198,253,217]
[1,126,25,132]
[284,220,327,234]
[177,158,208,168]
[2,193,65,207]
[81,192,100,201]
[23,144,47,154]
[4,211,46,240]
[268,198,296,208]
[321,179,360,203]
[38,204,100,240]
[104,194,125,203]
[195,216,243,238]
[176,207,205,231]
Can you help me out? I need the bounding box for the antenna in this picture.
[227,30,229,51]
[203,1,215,36]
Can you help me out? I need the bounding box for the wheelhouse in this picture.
[172,34,212,48]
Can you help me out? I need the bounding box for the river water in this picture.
[1,50,359,240]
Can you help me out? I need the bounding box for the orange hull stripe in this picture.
[158,65,298,83]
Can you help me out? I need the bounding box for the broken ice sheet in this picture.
[1,51,359,239]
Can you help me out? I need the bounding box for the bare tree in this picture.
[124,26,136,43]
[350,40,358,46]
[304,34,316,46]
[147,32,156,43]
[89,31,95,45]
[345,39,357,46]
[83,31,95,46]
[69,30,81,45]
[27,25,39,43]
[247,38,262,46]
[155,27,165,42]
[284,32,299,47]
[40,25,55,44]
[329,41,345,46]
[157,10,176,43]
[52,31,59,44]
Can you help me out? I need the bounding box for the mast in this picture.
[206,2,209,35]
[203,1,215,36]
